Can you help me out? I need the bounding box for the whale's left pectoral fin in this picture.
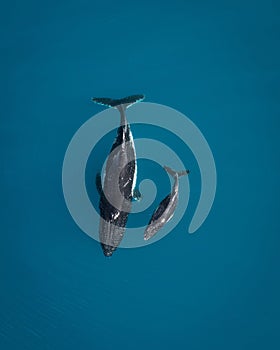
[133,188,142,201]
[95,172,103,196]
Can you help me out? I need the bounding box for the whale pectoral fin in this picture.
[133,188,142,202]
[95,172,103,196]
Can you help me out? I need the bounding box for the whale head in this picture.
[101,243,116,257]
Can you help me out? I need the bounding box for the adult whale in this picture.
[93,95,144,257]
[144,166,189,241]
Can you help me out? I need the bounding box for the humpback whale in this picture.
[93,95,144,257]
[144,166,189,241]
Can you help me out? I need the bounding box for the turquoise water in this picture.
[1,1,280,349]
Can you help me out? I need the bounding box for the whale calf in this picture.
[144,166,189,241]
[92,95,144,256]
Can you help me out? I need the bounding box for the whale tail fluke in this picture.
[91,97,114,108]
[163,166,190,178]
[92,94,145,109]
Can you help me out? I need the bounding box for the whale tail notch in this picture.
[163,165,190,178]
[92,94,145,109]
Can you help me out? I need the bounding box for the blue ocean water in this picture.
[1,1,280,349]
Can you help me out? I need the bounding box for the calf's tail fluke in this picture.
[92,94,145,108]
[163,165,190,178]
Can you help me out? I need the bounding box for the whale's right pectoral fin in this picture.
[95,172,103,196]
[133,188,142,201]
